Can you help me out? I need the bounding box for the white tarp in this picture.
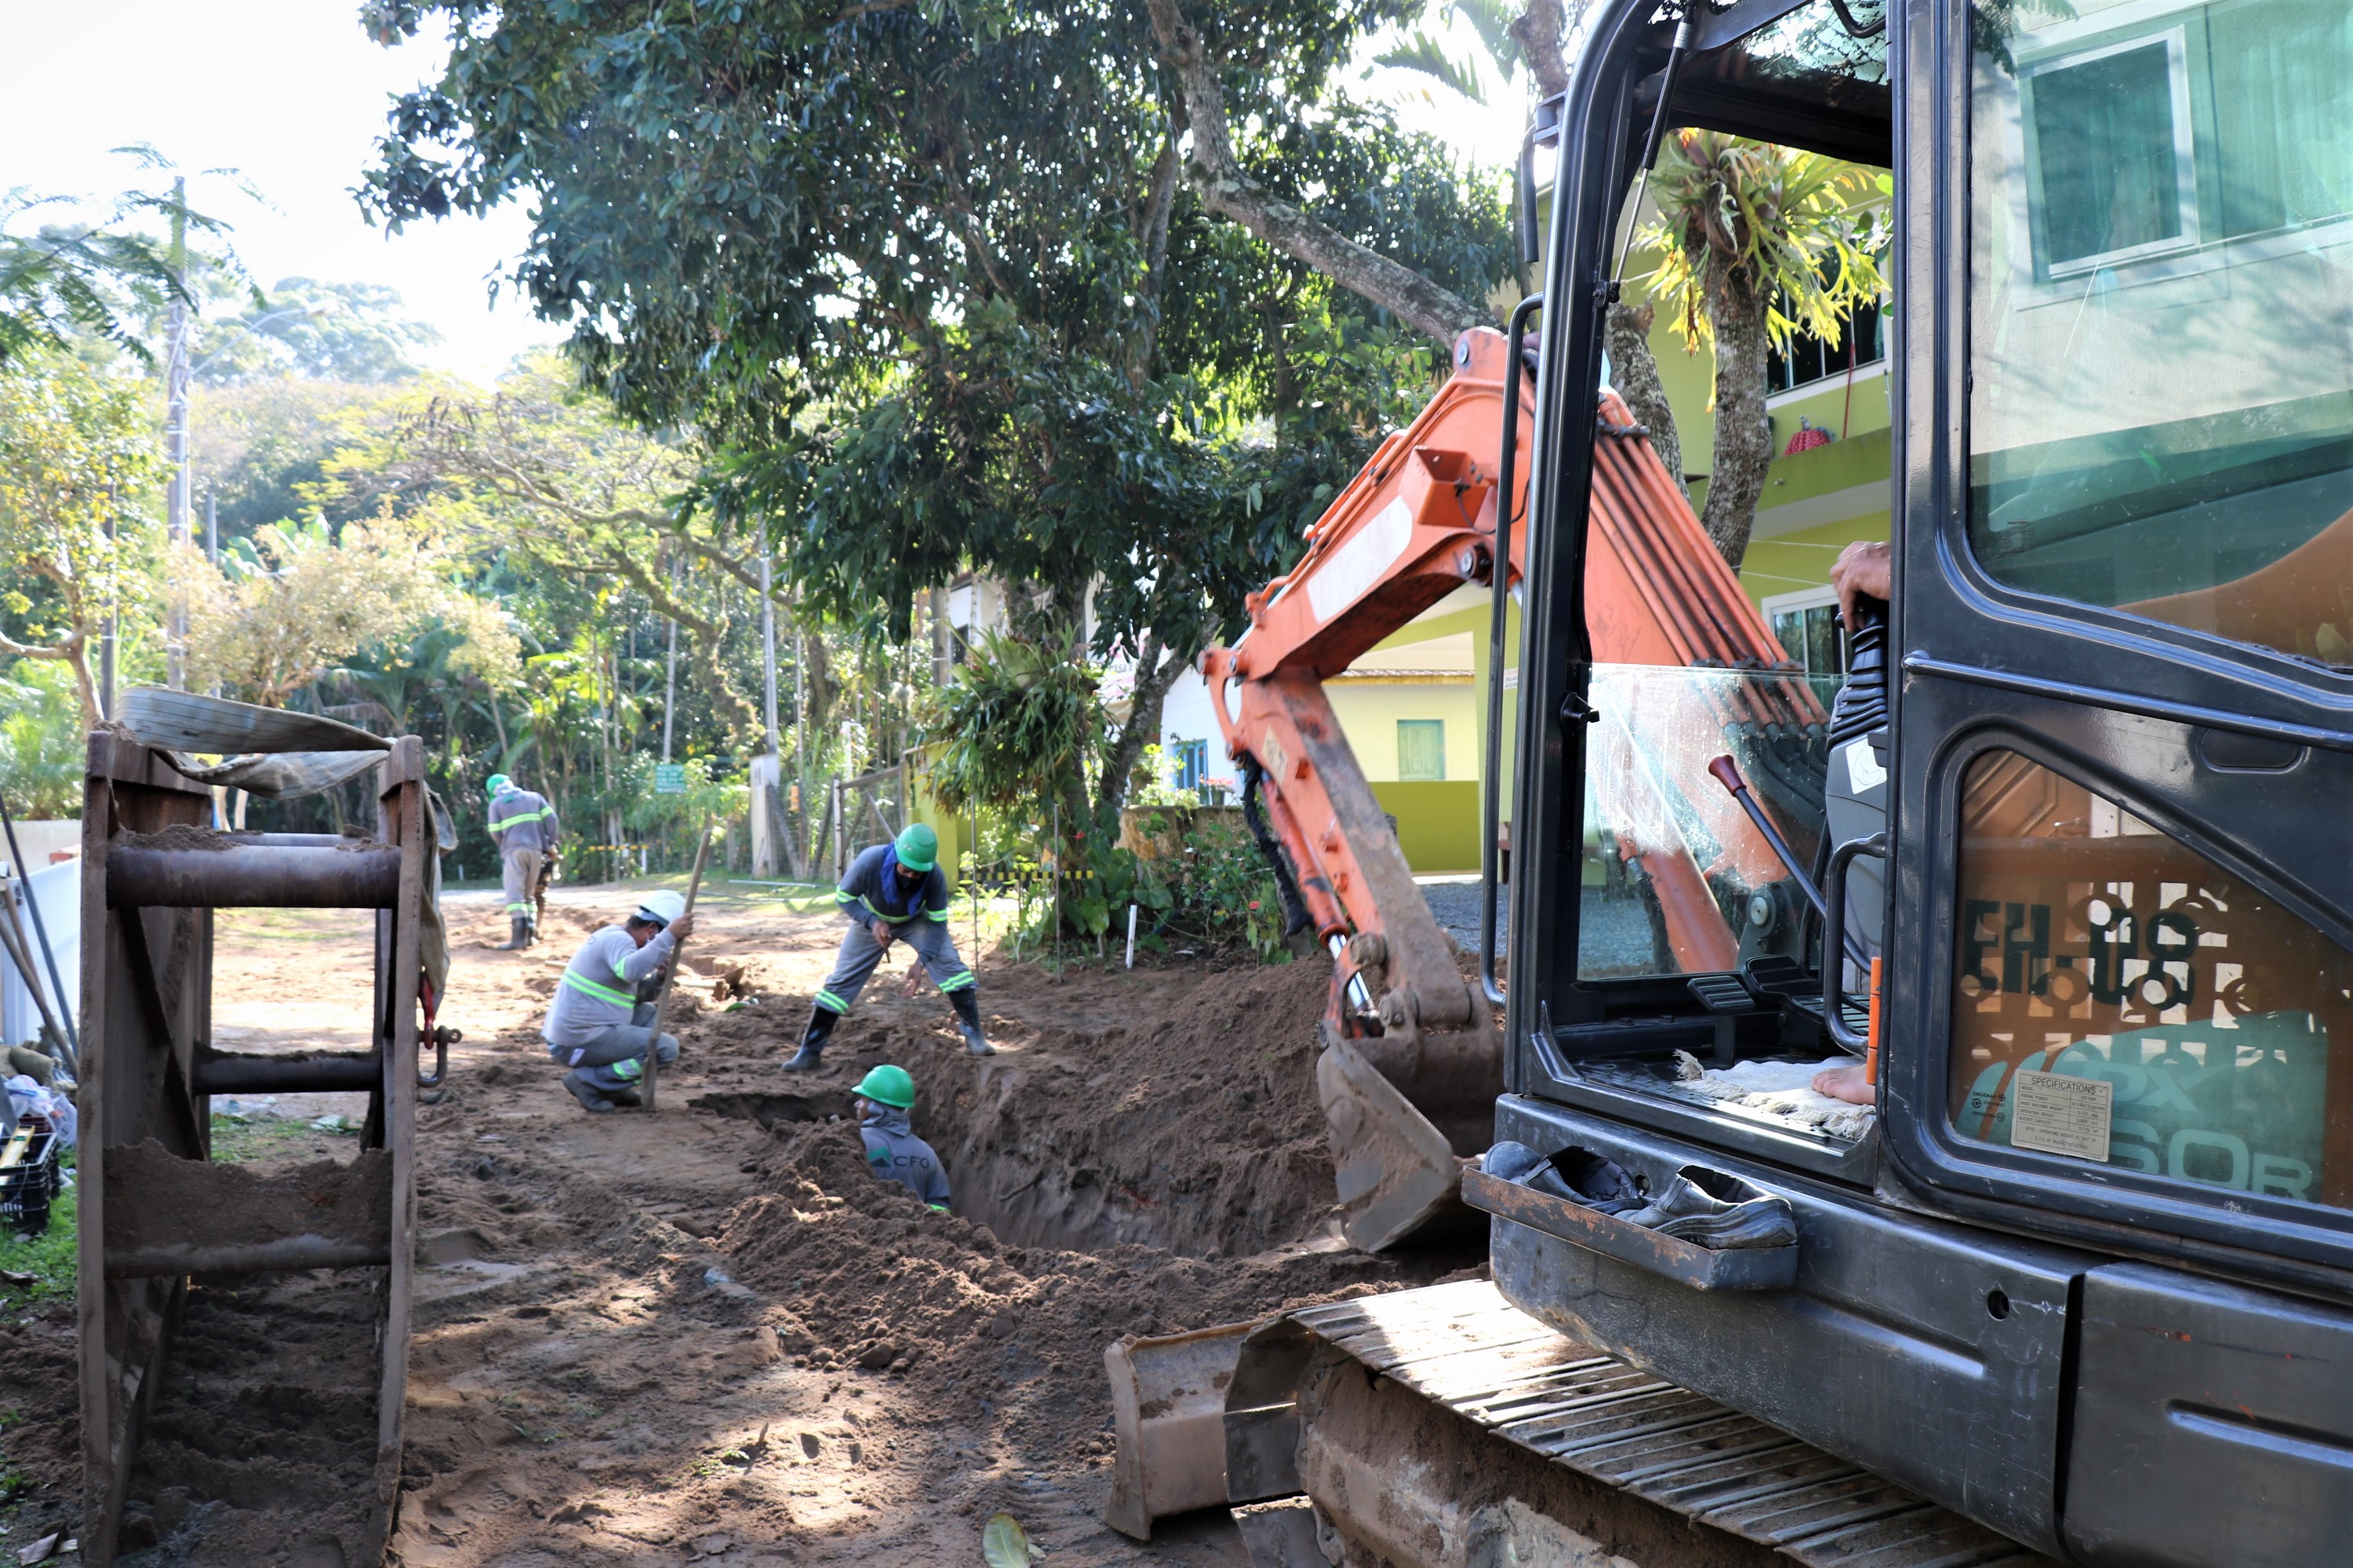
[2,859,78,1049]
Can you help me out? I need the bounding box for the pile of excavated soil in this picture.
[718,1116,1440,1465]
[692,954,1345,1259]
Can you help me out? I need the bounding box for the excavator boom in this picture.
[1203,325,1825,1249]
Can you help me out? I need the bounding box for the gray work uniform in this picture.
[490,788,559,919]
[542,924,680,1094]
[814,844,971,1015]
[861,1105,951,1210]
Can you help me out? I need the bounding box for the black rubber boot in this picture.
[949,989,994,1056]
[783,1007,839,1072]
[495,914,528,951]
[562,1070,612,1112]
[522,910,541,949]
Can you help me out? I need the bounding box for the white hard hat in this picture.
[635,890,687,927]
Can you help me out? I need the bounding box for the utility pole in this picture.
[661,558,680,764]
[793,625,807,861]
[101,497,117,719]
[164,177,191,690]
[757,544,787,877]
[760,546,782,757]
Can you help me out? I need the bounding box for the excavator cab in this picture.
[1488,0,2353,1560]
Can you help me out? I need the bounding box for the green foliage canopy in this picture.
[358,0,1509,665]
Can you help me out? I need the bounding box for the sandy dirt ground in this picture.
[3,880,1488,1566]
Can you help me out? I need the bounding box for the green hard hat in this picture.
[486,773,512,795]
[856,1063,916,1109]
[894,822,938,872]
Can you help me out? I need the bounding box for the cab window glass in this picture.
[1968,0,2353,666]
[1948,749,2353,1209]
[1576,665,1840,979]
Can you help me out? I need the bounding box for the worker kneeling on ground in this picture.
[785,823,991,1071]
[854,1064,949,1212]
[542,889,694,1112]
[487,771,561,951]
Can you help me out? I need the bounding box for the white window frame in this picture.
[1762,586,1842,676]
[2023,27,2201,280]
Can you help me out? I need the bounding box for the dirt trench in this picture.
[0,891,1492,1567]
[692,953,1349,1262]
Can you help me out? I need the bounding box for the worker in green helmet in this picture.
[486,771,561,950]
[785,822,991,1072]
[854,1064,950,1211]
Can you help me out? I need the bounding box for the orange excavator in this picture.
[1202,324,1830,1250]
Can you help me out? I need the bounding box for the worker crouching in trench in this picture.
[542,889,693,1112]
[785,824,992,1072]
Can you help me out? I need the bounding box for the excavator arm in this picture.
[1204,326,1830,1249]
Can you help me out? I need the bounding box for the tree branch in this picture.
[1140,0,1494,343]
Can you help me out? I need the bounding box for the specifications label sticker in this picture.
[2010,1069,2114,1162]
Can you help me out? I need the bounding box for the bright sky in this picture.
[0,3,1534,388]
[0,1,562,384]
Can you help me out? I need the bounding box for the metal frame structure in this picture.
[76,731,428,1566]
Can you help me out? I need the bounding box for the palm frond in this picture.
[1374,29,1490,104]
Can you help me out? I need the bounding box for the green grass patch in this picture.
[210,1113,343,1163]
[0,1154,76,1311]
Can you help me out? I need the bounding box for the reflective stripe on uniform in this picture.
[815,990,849,1014]
[926,908,951,921]
[857,894,919,923]
[938,969,975,992]
[506,902,532,914]
[562,969,635,1007]
[611,1056,644,1081]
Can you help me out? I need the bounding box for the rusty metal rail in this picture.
[107,838,403,908]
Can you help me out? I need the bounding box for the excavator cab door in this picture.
[1499,0,2353,1560]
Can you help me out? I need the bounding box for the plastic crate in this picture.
[1,1111,59,1237]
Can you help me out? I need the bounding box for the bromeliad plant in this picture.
[924,628,1104,839]
[1635,132,1888,570]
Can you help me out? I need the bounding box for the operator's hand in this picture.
[1830,540,1892,626]
[870,919,894,950]
[667,912,696,944]
[902,964,924,998]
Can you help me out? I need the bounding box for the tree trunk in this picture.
[1097,636,1189,819]
[1605,301,1686,504]
[1699,259,1774,571]
[1511,0,1572,99]
[1142,0,1493,344]
[684,611,762,750]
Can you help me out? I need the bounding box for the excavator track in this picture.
[1223,1280,2060,1568]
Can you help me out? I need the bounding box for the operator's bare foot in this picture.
[1812,1064,1874,1105]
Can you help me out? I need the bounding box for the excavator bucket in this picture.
[1102,1320,1262,1540]
[1318,1040,1472,1253]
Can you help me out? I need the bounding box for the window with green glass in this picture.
[1396,720,1446,781]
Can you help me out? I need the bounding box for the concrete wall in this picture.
[1370,781,1483,873]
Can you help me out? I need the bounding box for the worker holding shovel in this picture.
[785,824,992,1073]
[542,889,693,1112]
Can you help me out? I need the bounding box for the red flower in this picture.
[1248,901,1261,910]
